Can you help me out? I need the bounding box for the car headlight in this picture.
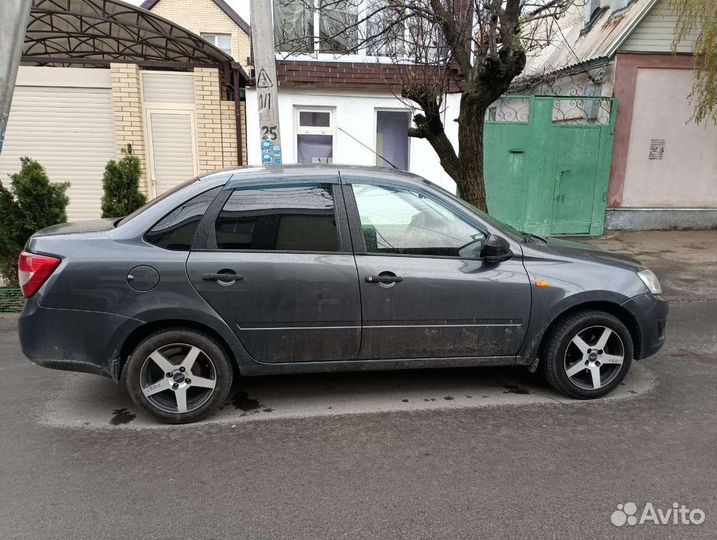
[638,269,662,295]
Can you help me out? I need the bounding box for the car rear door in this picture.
[342,178,531,360]
[186,177,361,363]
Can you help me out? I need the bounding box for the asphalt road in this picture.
[0,230,714,539]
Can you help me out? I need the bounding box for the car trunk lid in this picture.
[29,218,117,238]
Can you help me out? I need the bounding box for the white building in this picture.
[145,0,462,192]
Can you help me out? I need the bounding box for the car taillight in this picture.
[18,251,61,298]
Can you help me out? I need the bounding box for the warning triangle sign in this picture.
[256,68,273,88]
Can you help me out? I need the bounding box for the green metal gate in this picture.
[484,95,617,236]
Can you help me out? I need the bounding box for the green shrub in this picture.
[0,158,69,286]
[101,153,146,218]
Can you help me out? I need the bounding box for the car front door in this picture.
[186,179,361,363]
[343,179,531,360]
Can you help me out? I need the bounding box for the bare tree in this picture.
[274,0,573,211]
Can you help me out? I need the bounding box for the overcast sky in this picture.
[124,0,250,22]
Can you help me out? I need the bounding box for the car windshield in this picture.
[117,178,199,226]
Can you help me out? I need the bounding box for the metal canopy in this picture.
[22,0,238,70]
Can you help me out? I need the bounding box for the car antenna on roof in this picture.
[337,126,399,170]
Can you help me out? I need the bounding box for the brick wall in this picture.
[277,61,404,90]
[149,0,251,67]
[277,60,464,93]
[110,63,148,194]
[194,67,240,173]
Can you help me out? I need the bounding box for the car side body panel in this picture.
[17,165,667,383]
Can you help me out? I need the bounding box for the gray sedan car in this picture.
[18,165,667,423]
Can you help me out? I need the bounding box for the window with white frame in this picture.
[296,108,334,164]
[200,33,232,55]
[272,0,442,60]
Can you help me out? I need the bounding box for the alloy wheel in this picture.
[139,343,217,414]
[563,325,625,391]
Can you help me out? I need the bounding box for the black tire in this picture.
[125,329,233,424]
[540,310,633,399]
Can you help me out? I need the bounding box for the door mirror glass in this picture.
[480,234,513,263]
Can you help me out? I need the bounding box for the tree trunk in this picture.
[456,94,491,212]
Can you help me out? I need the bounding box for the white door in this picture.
[0,82,115,220]
[146,110,197,196]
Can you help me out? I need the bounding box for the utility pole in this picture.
[250,0,282,165]
[0,0,33,157]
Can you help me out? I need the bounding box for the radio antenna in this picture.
[337,126,399,170]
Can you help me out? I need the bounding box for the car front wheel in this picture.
[125,329,233,424]
[541,310,633,399]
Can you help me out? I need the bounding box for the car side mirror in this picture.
[480,234,513,264]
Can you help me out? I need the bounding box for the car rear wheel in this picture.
[541,310,633,399]
[125,329,233,424]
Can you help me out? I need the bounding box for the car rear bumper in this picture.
[19,297,143,379]
[621,293,669,359]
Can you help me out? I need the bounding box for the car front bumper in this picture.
[621,292,669,359]
[18,296,143,379]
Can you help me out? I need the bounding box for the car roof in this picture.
[200,164,431,186]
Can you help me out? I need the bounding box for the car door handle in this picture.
[365,274,403,284]
[202,270,244,283]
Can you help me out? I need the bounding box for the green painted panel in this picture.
[484,96,617,236]
[548,127,601,235]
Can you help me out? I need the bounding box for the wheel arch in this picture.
[522,299,642,370]
[115,319,243,381]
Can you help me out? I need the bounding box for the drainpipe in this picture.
[233,65,244,166]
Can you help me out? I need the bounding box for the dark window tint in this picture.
[145,187,221,250]
[215,184,338,252]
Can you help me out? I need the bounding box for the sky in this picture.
[124,0,251,22]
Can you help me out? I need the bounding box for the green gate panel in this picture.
[484,96,617,237]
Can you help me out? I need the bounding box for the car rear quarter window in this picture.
[145,187,221,250]
[215,184,339,252]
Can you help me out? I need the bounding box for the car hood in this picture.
[527,236,644,270]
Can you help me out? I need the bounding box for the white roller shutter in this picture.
[142,72,194,104]
[0,68,115,221]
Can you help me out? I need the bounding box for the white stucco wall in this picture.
[621,68,717,208]
[245,88,461,192]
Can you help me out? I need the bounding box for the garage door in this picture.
[0,68,115,221]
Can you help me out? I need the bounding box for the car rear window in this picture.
[145,187,221,250]
[118,178,198,227]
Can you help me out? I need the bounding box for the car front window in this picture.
[430,184,525,242]
[352,183,486,258]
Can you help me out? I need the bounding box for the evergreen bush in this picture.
[0,158,69,286]
[101,153,146,218]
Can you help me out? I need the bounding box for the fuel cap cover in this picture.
[127,265,160,291]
